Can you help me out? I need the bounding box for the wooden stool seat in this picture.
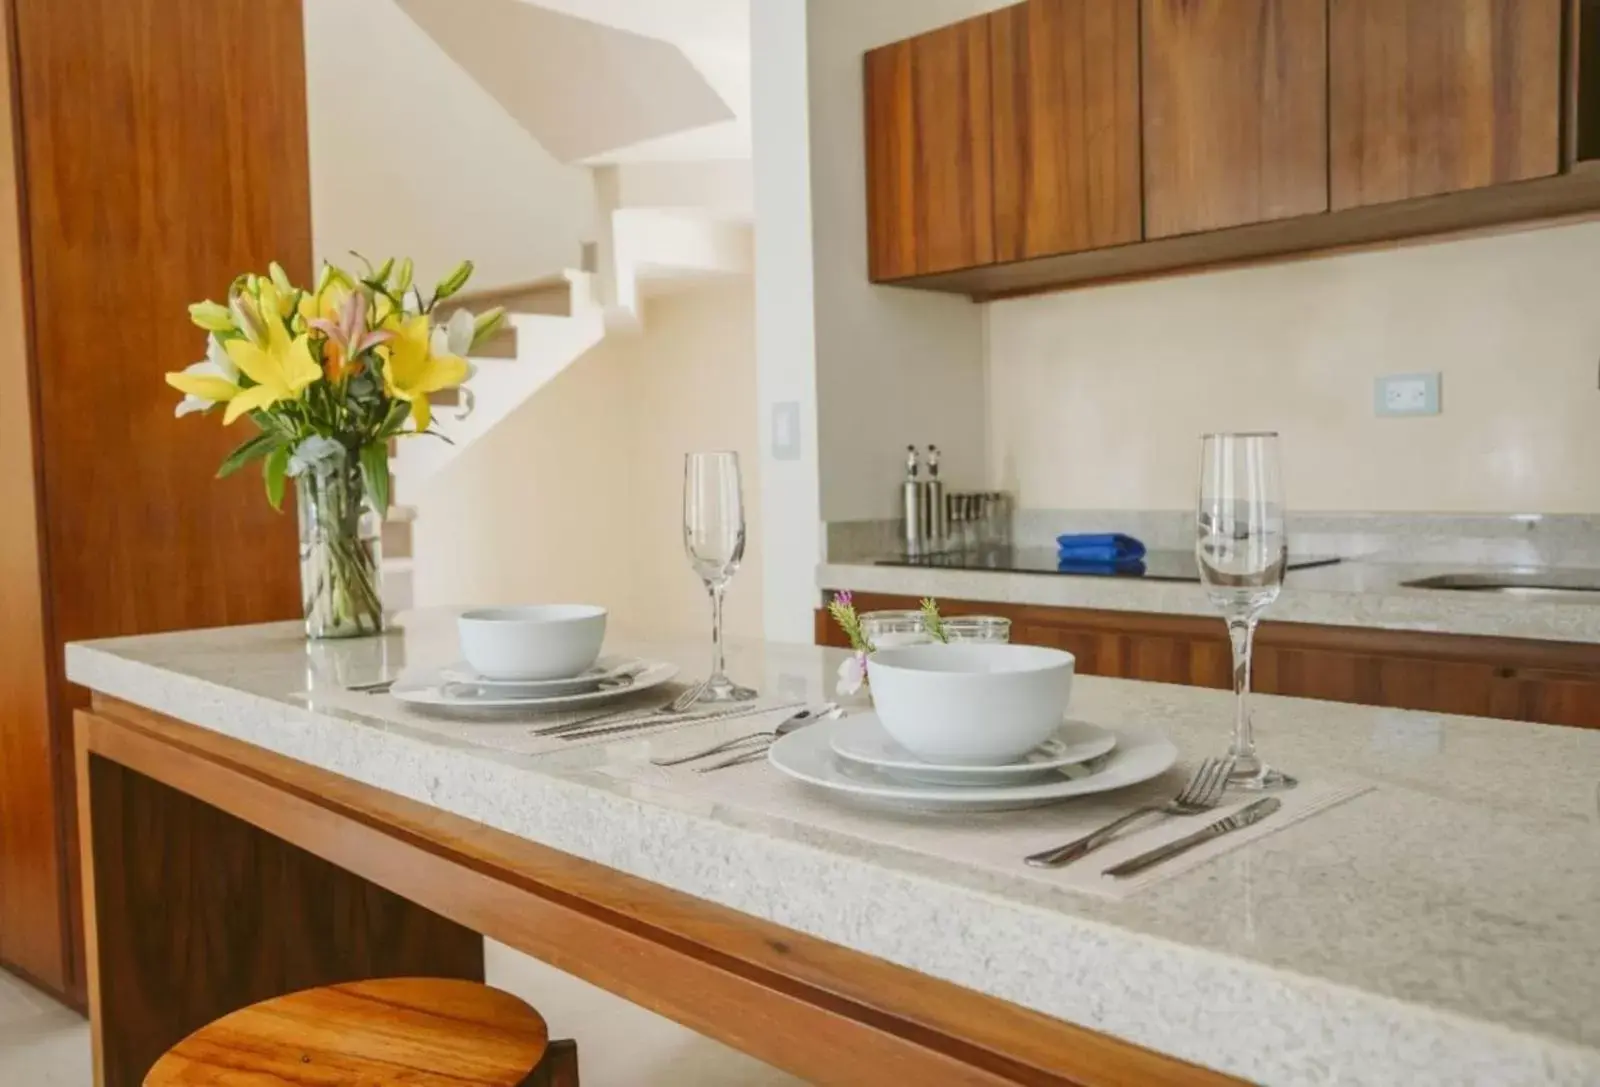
[144,977,578,1086]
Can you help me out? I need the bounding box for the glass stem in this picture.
[1226,616,1259,768]
[708,583,727,681]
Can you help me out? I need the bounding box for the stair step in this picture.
[381,515,413,560]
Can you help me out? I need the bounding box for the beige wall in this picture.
[413,278,764,639]
[304,0,598,290]
[987,221,1600,514]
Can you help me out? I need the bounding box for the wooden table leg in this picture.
[76,728,484,1087]
[527,1038,581,1086]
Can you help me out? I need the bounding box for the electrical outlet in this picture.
[1374,372,1441,417]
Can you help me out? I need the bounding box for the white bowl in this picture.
[457,605,607,681]
[865,643,1075,766]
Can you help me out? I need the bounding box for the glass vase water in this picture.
[297,462,385,639]
[1196,432,1295,790]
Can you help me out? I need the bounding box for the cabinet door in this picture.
[865,15,994,280]
[990,0,1141,260]
[1142,0,1328,237]
[1330,0,1562,209]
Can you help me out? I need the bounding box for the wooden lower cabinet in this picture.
[816,593,1600,729]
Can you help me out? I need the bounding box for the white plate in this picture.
[391,660,678,713]
[769,717,1176,812]
[438,655,645,695]
[829,713,1117,786]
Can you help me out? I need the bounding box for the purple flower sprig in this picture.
[827,590,872,654]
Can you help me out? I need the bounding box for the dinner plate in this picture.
[438,655,646,695]
[391,660,678,713]
[829,713,1117,786]
[769,717,1176,812]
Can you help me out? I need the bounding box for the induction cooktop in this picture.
[875,548,1342,582]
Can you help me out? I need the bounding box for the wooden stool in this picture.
[144,977,580,1086]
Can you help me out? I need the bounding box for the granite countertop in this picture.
[66,612,1600,1086]
[818,557,1600,643]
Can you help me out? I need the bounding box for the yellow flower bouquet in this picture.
[167,256,502,638]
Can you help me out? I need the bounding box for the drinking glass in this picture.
[1197,432,1295,790]
[683,452,756,703]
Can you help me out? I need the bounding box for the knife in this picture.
[1103,797,1282,878]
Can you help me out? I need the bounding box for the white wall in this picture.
[412,279,764,639]
[987,221,1600,514]
[304,0,598,290]
[806,0,1012,522]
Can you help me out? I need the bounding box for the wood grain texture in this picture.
[0,0,69,998]
[889,166,1600,299]
[1330,0,1563,209]
[817,594,1600,729]
[82,698,1245,1087]
[1143,0,1329,237]
[3,0,313,1001]
[865,14,995,280]
[991,0,1141,260]
[147,978,550,1087]
[78,739,483,1087]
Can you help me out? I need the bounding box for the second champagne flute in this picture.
[683,451,757,704]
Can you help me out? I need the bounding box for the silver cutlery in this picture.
[1103,796,1281,878]
[346,678,397,695]
[530,679,709,736]
[652,703,840,769]
[1024,756,1235,869]
[554,700,803,743]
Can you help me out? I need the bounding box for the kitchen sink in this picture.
[1400,569,1600,598]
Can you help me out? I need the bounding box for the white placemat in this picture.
[302,684,804,757]
[601,737,1372,900]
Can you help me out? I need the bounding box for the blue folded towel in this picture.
[1055,533,1147,564]
[1057,557,1147,577]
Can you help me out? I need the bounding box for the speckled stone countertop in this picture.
[67,612,1600,1085]
[818,558,1600,644]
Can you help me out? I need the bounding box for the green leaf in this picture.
[360,441,391,518]
[216,431,278,479]
[264,446,290,511]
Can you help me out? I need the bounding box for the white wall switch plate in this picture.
[771,401,802,461]
[1374,372,1441,416]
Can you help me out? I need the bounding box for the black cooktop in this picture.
[876,548,1342,582]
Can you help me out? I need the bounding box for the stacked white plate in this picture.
[767,712,1177,812]
[391,655,679,713]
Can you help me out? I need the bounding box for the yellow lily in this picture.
[165,282,321,424]
[380,315,468,431]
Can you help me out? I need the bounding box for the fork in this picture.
[652,704,841,770]
[529,679,708,736]
[1023,756,1236,869]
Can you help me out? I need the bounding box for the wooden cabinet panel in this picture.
[1142,0,1328,237]
[990,0,1141,260]
[1330,0,1563,209]
[817,594,1600,730]
[0,0,311,1002]
[865,15,994,280]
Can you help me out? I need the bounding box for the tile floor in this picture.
[0,943,804,1085]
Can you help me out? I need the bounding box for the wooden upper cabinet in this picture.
[990,0,1141,261]
[865,15,994,280]
[1142,0,1329,238]
[1330,0,1562,210]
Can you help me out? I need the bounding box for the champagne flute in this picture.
[683,452,756,704]
[1197,432,1295,790]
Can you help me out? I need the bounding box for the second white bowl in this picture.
[865,643,1075,766]
[458,605,607,681]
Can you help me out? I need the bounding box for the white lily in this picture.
[173,336,240,417]
[431,308,475,358]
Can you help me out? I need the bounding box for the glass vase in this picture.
[297,461,385,639]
